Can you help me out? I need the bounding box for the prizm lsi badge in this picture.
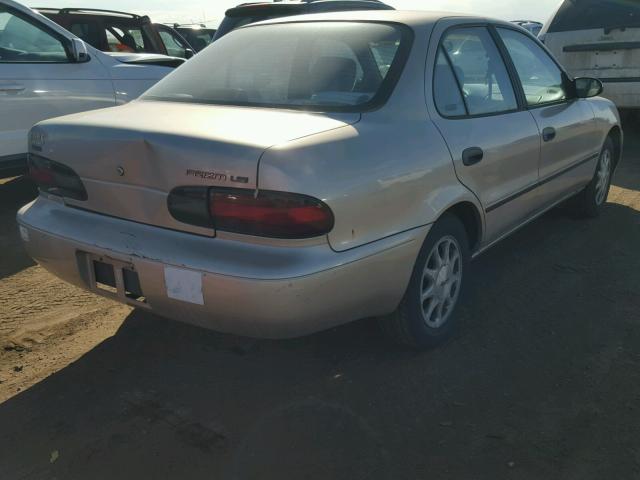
[186,169,249,184]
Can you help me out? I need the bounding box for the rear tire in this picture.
[570,137,615,218]
[380,214,470,349]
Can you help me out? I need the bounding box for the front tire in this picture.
[380,214,469,349]
[570,137,615,218]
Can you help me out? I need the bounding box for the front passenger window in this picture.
[0,7,68,62]
[439,27,518,116]
[497,28,567,106]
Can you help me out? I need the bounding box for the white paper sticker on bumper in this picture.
[164,266,204,305]
[19,225,29,243]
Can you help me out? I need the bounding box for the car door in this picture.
[496,26,602,206]
[428,21,543,246]
[0,4,114,160]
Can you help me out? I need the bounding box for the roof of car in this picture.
[244,9,476,28]
[35,7,143,19]
[229,0,389,9]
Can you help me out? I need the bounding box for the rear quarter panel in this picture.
[258,114,479,252]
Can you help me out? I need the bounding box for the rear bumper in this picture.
[17,196,428,338]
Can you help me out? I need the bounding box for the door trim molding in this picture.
[473,186,586,258]
[485,152,599,213]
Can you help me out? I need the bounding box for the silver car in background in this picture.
[18,11,621,348]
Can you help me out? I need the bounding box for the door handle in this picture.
[0,83,25,93]
[462,147,484,166]
[542,127,556,142]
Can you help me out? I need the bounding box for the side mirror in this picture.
[185,48,195,59]
[574,77,603,98]
[70,38,90,63]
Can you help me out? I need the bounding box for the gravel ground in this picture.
[0,125,639,479]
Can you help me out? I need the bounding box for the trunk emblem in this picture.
[117,166,125,176]
[185,169,249,184]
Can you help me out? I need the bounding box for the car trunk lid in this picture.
[33,100,359,235]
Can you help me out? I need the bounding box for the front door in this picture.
[429,22,542,245]
[0,4,114,159]
[496,27,601,205]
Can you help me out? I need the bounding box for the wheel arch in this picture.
[438,201,483,252]
[607,125,623,170]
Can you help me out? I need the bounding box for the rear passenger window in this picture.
[434,49,466,117]
[438,27,518,116]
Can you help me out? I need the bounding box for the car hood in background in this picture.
[105,52,186,68]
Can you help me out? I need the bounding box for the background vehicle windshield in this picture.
[548,0,640,32]
[104,23,154,53]
[175,27,215,51]
[142,22,409,111]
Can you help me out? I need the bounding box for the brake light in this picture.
[168,187,334,239]
[210,189,333,238]
[28,154,87,201]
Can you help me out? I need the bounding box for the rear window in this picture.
[143,22,412,112]
[548,0,640,33]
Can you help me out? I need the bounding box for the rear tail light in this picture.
[168,187,334,239]
[28,154,87,201]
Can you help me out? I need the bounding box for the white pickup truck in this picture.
[0,0,182,177]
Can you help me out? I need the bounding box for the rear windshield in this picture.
[143,22,411,112]
[548,0,640,32]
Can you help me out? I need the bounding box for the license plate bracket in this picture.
[81,253,149,307]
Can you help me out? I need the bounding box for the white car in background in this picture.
[541,0,640,111]
[0,0,180,177]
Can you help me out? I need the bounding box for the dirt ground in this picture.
[1,124,639,480]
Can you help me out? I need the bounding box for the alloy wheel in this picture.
[595,148,612,206]
[420,236,463,328]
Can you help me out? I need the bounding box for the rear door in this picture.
[429,21,542,245]
[0,4,114,159]
[496,27,601,206]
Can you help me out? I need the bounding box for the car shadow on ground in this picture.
[0,176,37,279]
[1,194,640,479]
